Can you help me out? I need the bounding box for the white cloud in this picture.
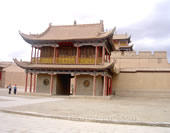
[0,0,167,61]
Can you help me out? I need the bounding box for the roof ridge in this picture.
[19,22,102,38]
[51,22,101,27]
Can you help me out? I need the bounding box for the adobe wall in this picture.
[76,75,93,95]
[96,76,103,96]
[76,75,103,96]
[2,63,28,88]
[111,51,170,98]
[36,74,56,94]
[111,51,169,69]
[0,71,5,88]
[112,72,170,98]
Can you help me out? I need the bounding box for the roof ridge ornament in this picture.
[49,23,52,26]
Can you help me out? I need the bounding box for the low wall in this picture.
[112,72,170,98]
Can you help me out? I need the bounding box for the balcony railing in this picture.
[32,57,102,65]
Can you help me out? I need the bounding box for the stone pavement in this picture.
[1,112,170,133]
[1,88,170,131]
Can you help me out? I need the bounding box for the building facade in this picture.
[15,21,115,96]
[14,21,170,98]
[0,62,29,88]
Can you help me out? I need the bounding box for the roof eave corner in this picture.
[109,27,116,51]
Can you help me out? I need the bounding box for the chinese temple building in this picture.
[113,33,133,51]
[14,20,116,96]
[14,21,170,98]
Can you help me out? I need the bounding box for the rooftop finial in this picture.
[100,20,103,24]
[74,20,77,25]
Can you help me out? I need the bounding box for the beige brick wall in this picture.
[1,63,27,88]
[112,72,170,98]
[76,75,93,95]
[76,75,103,96]
[96,76,103,96]
[111,51,170,70]
[36,74,56,94]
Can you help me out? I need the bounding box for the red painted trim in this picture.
[103,76,106,96]
[78,47,80,57]
[30,73,32,93]
[34,48,36,61]
[95,46,98,65]
[102,46,105,64]
[56,47,59,57]
[25,73,28,92]
[76,47,79,64]
[53,47,56,64]
[107,77,109,95]
[93,75,96,96]
[50,75,54,95]
[36,48,39,64]
[33,73,36,93]
[110,78,112,95]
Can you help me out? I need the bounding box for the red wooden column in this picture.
[56,47,59,64]
[107,78,109,95]
[110,77,112,95]
[31,46,33,63]
[25,72,28,92]
[76,46,80,64]
[93,75,96,96]
[53,47,56,64]
[102,46,105,64]
[29,73,33,93]
[33,73,36,93]
[74,75,77,95]
[95,46,98,65]
[103,75,107,96]
[34,48,36,63]
[50,74,54,95]
[36,48,39,64]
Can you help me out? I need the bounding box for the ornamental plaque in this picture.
[83,80,90,87]
[43,79,49,85]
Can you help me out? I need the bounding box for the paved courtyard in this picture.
[0,89,170,132]
[1,112,170,133]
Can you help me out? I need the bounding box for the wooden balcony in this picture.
[32,57,102,64]
[79,57,102,64]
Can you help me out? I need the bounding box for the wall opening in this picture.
[56,74,71,95]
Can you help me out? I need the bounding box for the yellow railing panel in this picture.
[79,58,94,64]
[31,57,102,64]
[56,57,76,64]
[97,58,102,64]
